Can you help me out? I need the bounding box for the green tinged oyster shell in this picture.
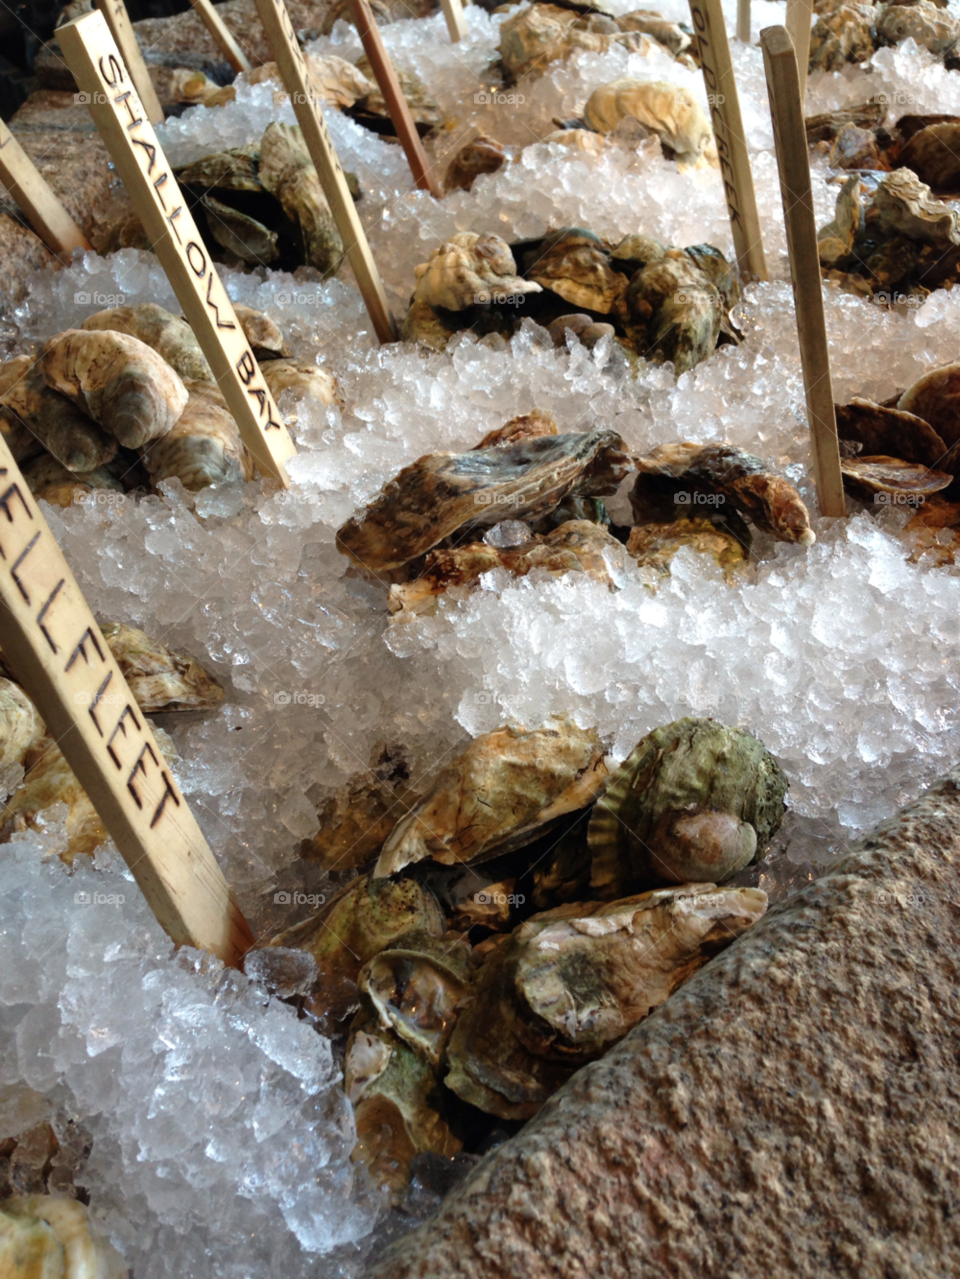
[587,717,788,898]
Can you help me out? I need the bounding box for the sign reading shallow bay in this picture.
[688,0,768,282]
[58,10,297,487]
[0,436,254,966]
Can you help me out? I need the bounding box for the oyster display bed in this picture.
[3,1,960,1276]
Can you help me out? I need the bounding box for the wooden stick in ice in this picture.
[784,0,813,102]
[0,119,91,262]
[687,0,768,282]
[439,0,468,43]
[253,0,397,342]
[189,0,252,74]
[761,25,845,518]
[92,0,164,125]
[58,12,297,488]
[736,0,751,43]
[346,0,441,196]
[0,438,255,966]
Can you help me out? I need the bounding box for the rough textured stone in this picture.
[370,769,960,1279]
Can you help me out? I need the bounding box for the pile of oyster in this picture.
[809,0,960,73]
[0,302,338,501]
[263,714,784,1199]
[402,227,742,373]
[331,406,815,623]
[0,624,225,857]
[0,1194,127,1278]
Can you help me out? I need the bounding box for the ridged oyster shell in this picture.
[0,357,116,473]
[81,303,214,381]
[522,227,627,314]
[443,134,506,194]
[0,1195,128,1279]
[258,122,343,277]
[413,232,542,311]
[142,379,254,492]
[583,79,715,168]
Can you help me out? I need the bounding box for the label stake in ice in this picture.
[253,0,397,343]
[761,25,845,518]
[688,0,768,282]
[785,0,814,102]
[58,11,297,488]
[346,0,441,196]
[0,119,91,262]
[92,0,165,125]
[0,436,255,966]
[440,0,468,43]
[736,0,750,42]
[189,0,252,74]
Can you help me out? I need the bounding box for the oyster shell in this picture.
[0,1194,128,1279]
[400,299,459,350]
[358,930,477,1066]
[626,515,749,578]
[99,622,225,712]
[374,718,608,878]
[40,330,189,450]
[22,455,123,508]
[413,232,542,312]
[0,360,117,474]
[805,101,886,144]
[836,396,949,467]
[840,455,953,501]
[141,379,253,491]
[443,134,506,193]
[498,4,657,80]
[872,168,960,250]
[0,677,45,769]
[521,228,627,314]
[617,10,692,57]
[476,407,558,448]
[337,428,630,572]
[202,193,279,266]
[898,122,960,190]
[246,54,375,109]
[621,251,723,373]
[583,79,715,168]
[80,303,214,382]
[631,442,816,545]
[808,3,875,72]
[875,0,960,55]
[587,718,788,898]
[259,359,342,429]
[173,145,262,193]
[817,174,863,267]
[258,122,343,277]
[354,56,440,133]
[898,363,960,449]
[233,305,290,361]
[541,128,607,155]
[900,494,960,564]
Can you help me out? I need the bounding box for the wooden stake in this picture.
[346,0,440,196]
[736,0,750,43]
[253,0,397,343]
[59,12,297,488]
[688,0,768,282]
[784,0,813,103]
[761,25,845,518]
[0,437,254,965]
[439,0,468,43]
[0,119,91,262]
[92,0,164,125]
[189,0,252,74]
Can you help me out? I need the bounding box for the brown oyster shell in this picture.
[81,303,214,382]
[412,232,542,312]
[840,454,953,501]
[898,363,960,450]
[232,306,290,361]
[805,101,886,144]
[202,194,279,267]
[443,134,506,193]
[99,622,225,713]
[808,4,875,72]
[1,360,117,474]
[626,516,748,578]
[898,122,960,190]
[0,677,45,770]
[872,169,960,250]
[583,79,715,168]
[142,379,254,492]
[875,0,960,55]
[476,408,559,449]
[836,397,949,467]
[374,718,608,878]
[258,122,343,277]
[523,229,627,315]
[621,252,723,373]
[21,456,122,508]
[335,428,632,572]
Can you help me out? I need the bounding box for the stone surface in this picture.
[369,768,960,1279]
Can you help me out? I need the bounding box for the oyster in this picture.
[412,232,542,312]
[874,0,960,55]
[173,144,262,194]
[374,718,608,878]
[388,520,623,621]
[583,79,715,168]
[805,101,886,144]
[80,303,214,382]
[477,407,558,448]
[1,359,116,473]
[22,455,123,508]
[268,875,445,1021]
[621,251,723,373]
[587,718,788,897]
[40,330,189,450]
[346,1022,461,1202]
[443,134,506,194]
[541,128,607,156]
[0,676,45,769]
[259,359,342,430]
[808,3,875,71]
[521,228,627,314]
[872,169,960,250]
[840,455,953,502]
[498,4,655,80]
[898,363,960,450]
[202,193,280,266]
[142,379,254,491]
[168,66,227,107]
[233,305,290,361]
[353,56,440,134]
[817,174,863,268]
[358,930,477,1066]
[400,299,459,351]
[258,122,343,277]
[617,10,692,57]
[836,397,949,467]
[246,54,374,109]
[0,1195,128,1278]
[900,494,960,564]
[337,428,631,572]
[99,622,225,713]
[898,122,960,190]
[631,442,817,545]
[626,515,749,578]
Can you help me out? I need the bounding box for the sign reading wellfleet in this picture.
[688,0,768,282]
[58,11,297,487]
[0,436,255,966]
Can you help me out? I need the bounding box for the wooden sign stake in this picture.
[0,437,254,965]
[346,0,440,196]
[784,0,813,103]
[688,0,768,282]
[92,0,165,125]
[439,0,468,43]
[59,12,297,487]
[189,0,252,74]
[253,0,397,343]
[761,25,845,518]
[736,0,750,43]
[0,120,91,262]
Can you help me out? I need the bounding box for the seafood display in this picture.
[403,228,741,371]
